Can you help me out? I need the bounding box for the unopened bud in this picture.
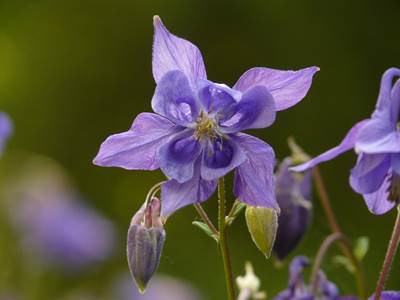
[245,206,278,258]
[127,197,166,293]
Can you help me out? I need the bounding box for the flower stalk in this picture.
[373,205,400,300]
[310,232,347,294]
[218,177,235,300]
[312,167,366,300]
[194,203,219,237]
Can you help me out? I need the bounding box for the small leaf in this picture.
[245,206,278,258]
[354,236,369,262]
[332,255,355,273]
[192,221,219,242]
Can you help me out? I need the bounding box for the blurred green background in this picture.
[0,0,399,299]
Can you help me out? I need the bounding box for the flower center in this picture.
[194,111,219,140]
[388,172,400,203]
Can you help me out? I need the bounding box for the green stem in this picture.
[310,232,346,294]
[218,177,235,300]
[194,203,219,236]
[312,167,366,300]
[373,205,400,300]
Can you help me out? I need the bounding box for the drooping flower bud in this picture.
[127,197,166,293]
[273,156,312,261]
[245,206,278,258]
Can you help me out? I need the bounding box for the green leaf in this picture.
[225,200,246,226]
[332,255,355,273]
[354,236,369,261]
[245,206,278,258]
[192,221,219,242]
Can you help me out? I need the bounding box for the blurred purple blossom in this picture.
[0,112,12,155]
[292,68,400,215]
[93,16,319,216]
[6,157,116,270]
[368,291,400,300]
[273,256,353,300]
[111,273,202,300]
[274,158,312,260]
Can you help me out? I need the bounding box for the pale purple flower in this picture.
[292,68,400,215]
[111,273,202,300]
[0,112,12,155]
[274,158,312,260]
[94,16,319,215]
[7,158,115,270]
[273,256,350,300]
[368,292,400,300]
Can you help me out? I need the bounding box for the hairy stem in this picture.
[218,177,235,300]
[194,203,219,236]
[312,167,366,299]
[373,206,400,300]
[310,233,347,293]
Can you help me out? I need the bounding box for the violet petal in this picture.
[93,113,178,170]
[233,133,278,210]
[157,130,202,183]
[233,67,319,111]
[350,153,391,194]
[152,16,207,88]
[291,120,369,172]
[151,70,200,126]
[221,85,276,133]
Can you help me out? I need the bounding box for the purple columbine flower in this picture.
[274,158,312,260]
[273,256,351,300]
[292,68,400,215]
[8,158,116,270]
[111,273,202,300]
[93,16,319,216]
[368,292,400,300]
[0,112,12,155]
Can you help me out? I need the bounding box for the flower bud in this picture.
[245,206,278,258]
[273,157,312,260]
[127,197,166,293]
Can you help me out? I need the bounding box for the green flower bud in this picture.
[245,206,278,258]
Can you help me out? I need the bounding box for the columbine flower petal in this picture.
[93,113,178,170]
[349,153,391,194]
[233,67,319,111]
[363,175,396,215]
[356,69,400,154]
[290,120,369,172]
[152,16,207,88]
[233,133,278,210]
[157,130,202,183]
[151,70,200,126]
[201,138,246,181]
[161,161,217,216]
[221,85,276,133]
[197,80,239,120]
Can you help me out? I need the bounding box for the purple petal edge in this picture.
[233,66,319,111]
[152,16,207,87]
[290,119,369,172]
